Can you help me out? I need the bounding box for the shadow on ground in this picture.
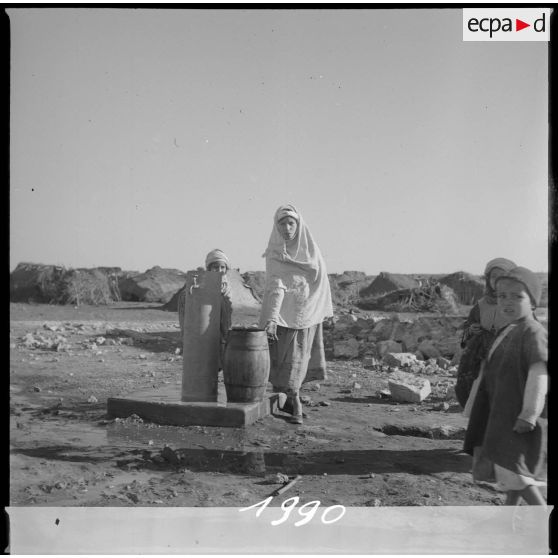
[12,445,472,477]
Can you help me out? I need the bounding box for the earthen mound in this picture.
[119,266,187,303]
[359,272,420,298]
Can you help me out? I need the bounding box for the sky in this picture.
[9,8,549,275]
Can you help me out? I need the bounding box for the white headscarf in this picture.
[205,249,230,270]
[259,204,333,329]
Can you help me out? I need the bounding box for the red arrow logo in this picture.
[516,19,530,31]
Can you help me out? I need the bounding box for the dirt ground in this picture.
[10,301,515,509]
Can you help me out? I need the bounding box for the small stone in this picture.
[96,337,106,345]
[352,382,362,390]
[31,386,42,392]
[175,347,182,355]
[436,356,451,370]
[362,356,377,368]
[435,402,450,412]
[87,395,98,403]
[383,352,419,368]
[373,498,382,507]
[300,395,312,405]
[333,338,360,359]
[139,354,147,360]
[276,473,289,484]
[319,401,331,406]
[417,340,441,360]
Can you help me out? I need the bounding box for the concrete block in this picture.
[107,383,278,427]
[388,371,431,403]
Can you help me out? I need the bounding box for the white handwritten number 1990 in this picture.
[239,496,346,526]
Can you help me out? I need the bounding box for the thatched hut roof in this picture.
[10,263,119,305]
[10,263,67,303]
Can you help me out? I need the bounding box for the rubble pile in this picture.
[324,311,465,365]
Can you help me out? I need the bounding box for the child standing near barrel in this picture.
[455,257,516,409]
[464,266,547,505]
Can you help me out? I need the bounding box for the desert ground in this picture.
[11,300,548,510]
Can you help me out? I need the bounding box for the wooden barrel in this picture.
[223,327,270,403]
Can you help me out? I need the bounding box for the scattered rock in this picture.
[31,385,42,392]
[138,354,147,360]
[376,340,403,357]
[319,401,331,406]
[436,356,451,370]
[388,371,431,403]
[352,382,362,390]
[87,395,98,403]
[417,340,441,360]
[300,395,312,405]
[333,338,360,359]
[95,337,106,345]
[383,352,418,368]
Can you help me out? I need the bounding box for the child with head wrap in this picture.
[178,249,232,368]
[464,266,547,506]
[259,204,333,424]
[455,257,517,408]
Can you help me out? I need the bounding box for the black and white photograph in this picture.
[7,6,551,554]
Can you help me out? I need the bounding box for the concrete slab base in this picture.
[106,383,279,427]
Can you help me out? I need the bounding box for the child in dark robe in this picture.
[455,257,516,408]
[464,267,547,506]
